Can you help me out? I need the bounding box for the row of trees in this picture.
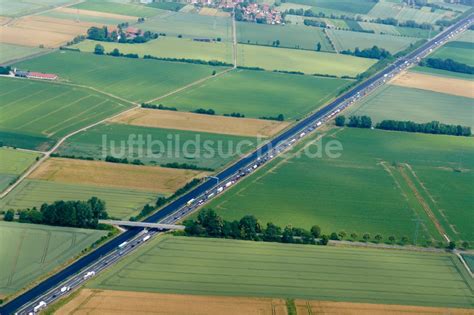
[184,209,326,245]
[141,103,177,111]
[260,114,285,121]
[341,46,392,60]
[4,197,108,229]
[130,178,202,221]
[372,17,433,30]
[193,108,215,115]
[87,26,158,44]
[336,115,372,128]
[421,58,474,75]
[377,120,472,136]
[105,155,144,165]
[160,162,213,172]
[143,54,233,67]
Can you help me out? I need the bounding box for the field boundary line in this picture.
[398,164,449,242]
[7,230,26,286]
[455,253,474,279]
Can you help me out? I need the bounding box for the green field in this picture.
[0,179,158,219]
[349,84,474,128]
[140,10,232,41]
[290,0,376,15]
[463,255,474,273]
[237,23,334,52]
[411,65,474,80]
[14,51,224,103]
[0,221,107,297]
[73,38,232,63]
[327,29,419,53]
[431,41,474,66]
[71,0,161,17]
[366,1,451,24]
[89,236,474,308]
[0,43,48,64]
[0,0,74,17]
[0,148,40,192]
[208,128,474,243]
[55,123,258,171]
[0,77,132,150]
[40,9,132,25]
[237,44,375,76]
[160,69,352,120]
[358,21,400,35]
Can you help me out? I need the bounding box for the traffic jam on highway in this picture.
[22,17,472,315]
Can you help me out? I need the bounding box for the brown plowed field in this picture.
[390,71,474,98]
[28,158,209,193]
[56,289,288,315]
[110,108,289,138]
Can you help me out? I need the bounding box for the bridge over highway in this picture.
[100,220,185,230]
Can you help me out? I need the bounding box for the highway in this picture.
[1,13,472,315]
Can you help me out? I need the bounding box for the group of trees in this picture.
[105,155,144,165]
[93,45,138,59]
[0,66,11,75]
[372,17,433,30]
[341,46,391,60]
[5,197,108,229]
[160,162,213,172]
[224,112,245,118]
[87,25,158,44]
[377,120,472,136]
[336,115,372,128]
[184,209,326,245]
[141,103,177,111]
[421,58,474,75]
[193,108,215,115]
[260,114,285,121]
[303,19,327,28]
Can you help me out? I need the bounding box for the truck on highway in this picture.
[142,235,151,242]
[83,271,95,280]
[186,198,195,206]
[60,286,70,293]
[118,241,128,249]
[216,187,224,193]
[33,301,47,313]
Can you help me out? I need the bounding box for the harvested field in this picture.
[28,158,209,193]
[57,289,287,315]
[54,7,136,21]
[390,71,474,98]
[110,108,290,138]
[0,43,47,64]
[295,300,474,315]
[199,7,230,17]
[0,15,107,48]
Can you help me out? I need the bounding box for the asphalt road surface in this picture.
[1,13,472,315]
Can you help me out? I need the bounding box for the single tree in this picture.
[461,241,470,249]
[316,42,321,51]
[350,232,358,241]
[400,235,409,244]
[335,115,345,127]
[388,235,396,244]
[4,209,14,221]
[319,234,329,245]
[329,232,339,240]
[338,231,347,240]
[310,225,321,238]
[94,44,105,55]
[374,234,383,243]
[362,233,371,242]
[447,241,456,250]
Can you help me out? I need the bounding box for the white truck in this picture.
[83,271,95,280]
[186,198,195,206]
[60,286,71,293]
[118,241,128,249]
[142,235,151,242]
[33,301,47,313]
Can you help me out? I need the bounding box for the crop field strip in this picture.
[365,1,452,24]
[89,236,474,308]
[288,0,377,16]
[0,43,48,64]
[326,29,419,54]
[0,0,75,17]
[139,10,232,42]
[411,65,474,80]
[13,51,226,103]
[57,289,287,315]
[71,0,162,18]
[0,148,40,192]
[40,7,137,26]
[0,221,107,296]
[28,158,209,194]
[208,128,473,242]
[0,77,132,150]
[236,22,334,52]
[0,179,158,219]
[159,69,353,120]
[237,43,376,76]
[431,41,474,67]
[73,37,233,64]
[110,108,290,138]
[55,123,259,171]
[348,84,474,128]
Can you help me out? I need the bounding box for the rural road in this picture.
[2,13,472,315]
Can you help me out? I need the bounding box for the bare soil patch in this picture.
[296,300,473,314]
[390,71,474,98]
[28,158,209,193]
[57,289,287,315]
[0,15,109,47]
[55,7,136,21]
[110,108,289,138]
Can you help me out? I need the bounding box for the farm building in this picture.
[27,72,58,80]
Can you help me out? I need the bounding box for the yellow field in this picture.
[110,108,290,138]
[28,158,209,193]
[55,7,136,21]
[56,289,288,315]
[390,71,474,98]
[199,7,230,17]
[0,15,110,48]
[295,300,474,315]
